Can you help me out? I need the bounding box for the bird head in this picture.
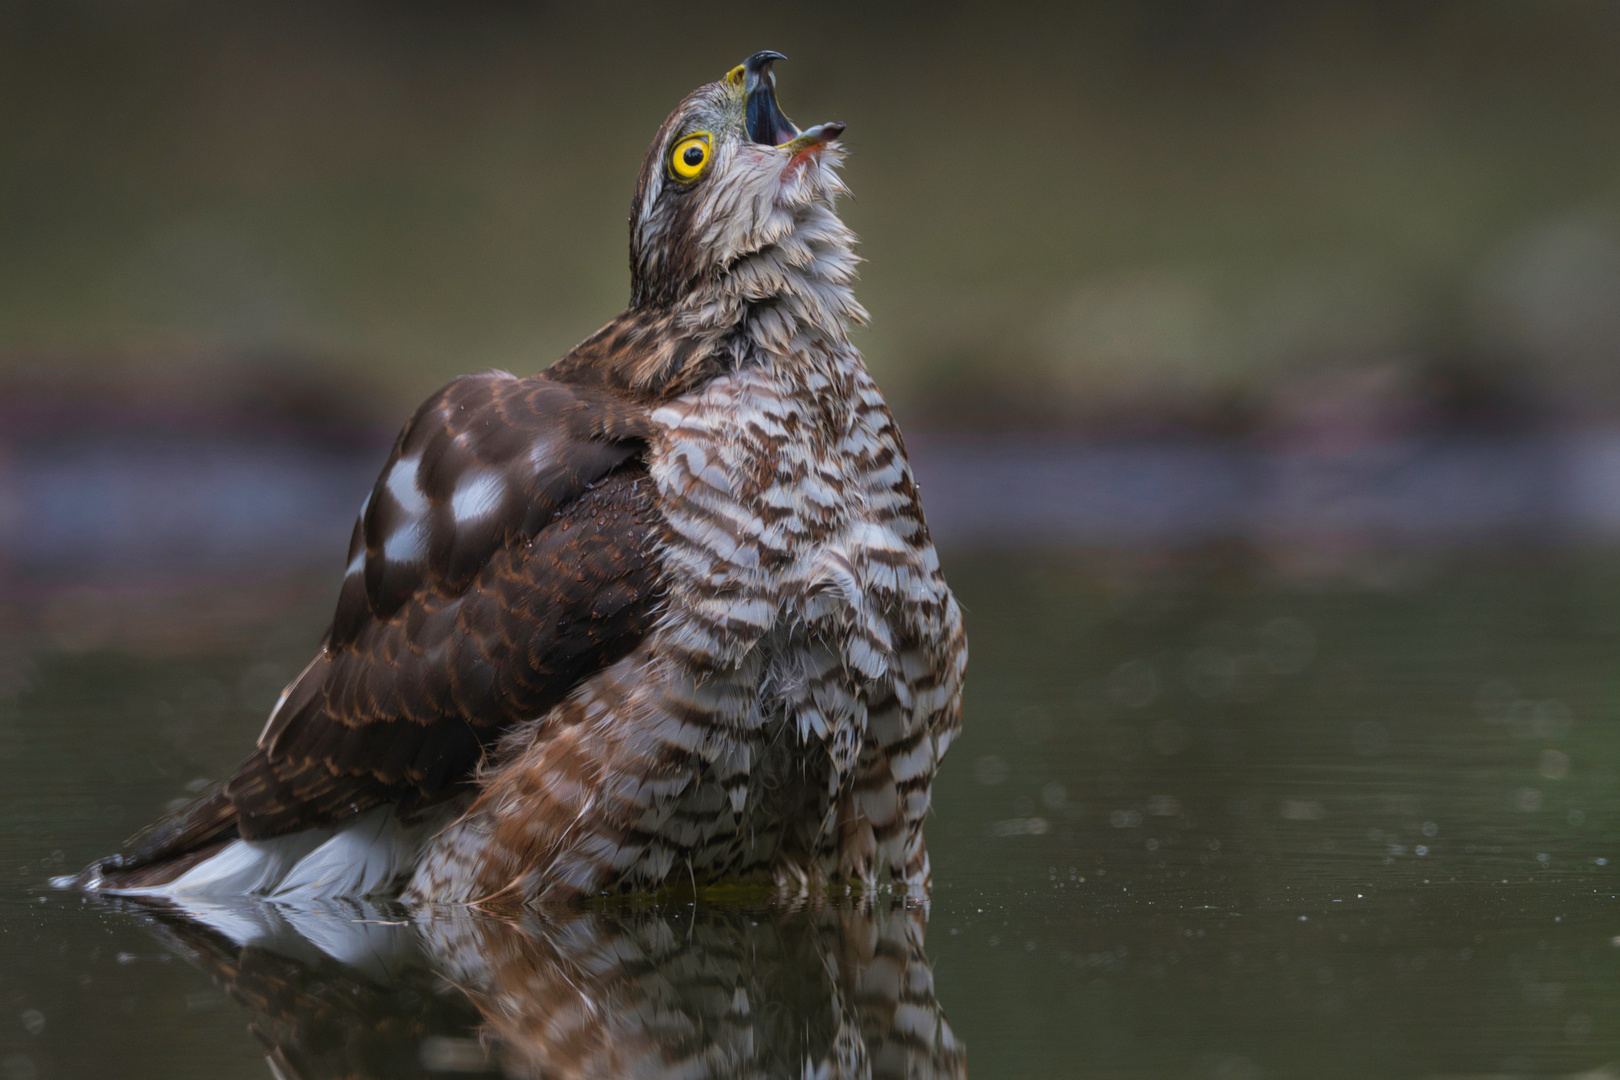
[628,52,849,311]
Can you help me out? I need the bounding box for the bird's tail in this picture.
[54,784,240,891]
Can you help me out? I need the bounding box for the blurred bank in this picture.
[5,1,1620,425]
[7,0,1620,609]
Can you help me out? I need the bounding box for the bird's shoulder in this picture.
[224,366,664,840]
[230,466,660,839]
[330,367,654,645]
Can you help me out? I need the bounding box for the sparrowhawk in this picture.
[63,52,967,907]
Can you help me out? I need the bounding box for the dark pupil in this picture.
[683,145,704,168]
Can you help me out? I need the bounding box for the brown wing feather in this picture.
[330,369,651,643]
[69,367,664,882]
[208,369,659,840]
[228,466,660,839]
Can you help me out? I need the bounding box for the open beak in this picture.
[743,51,843,149]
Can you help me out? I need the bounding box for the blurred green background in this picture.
[8,0,1620,429]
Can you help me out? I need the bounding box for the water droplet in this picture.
[1351,720,1389,756]
[1186,646,1237,699]
[1107,658,1160,708]
[1147,794,1181,817]
[1259,617,1316,674]
[1279,799,1326,821]
[1151,719,1191,756]
[1532,701,1573,739]
[973,755,1009,786]
[1475,679,1516,720]
[988,817,1049,837]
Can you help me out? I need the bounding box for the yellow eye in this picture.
[669,133,711,181]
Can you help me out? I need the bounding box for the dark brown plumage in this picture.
[233,463,660,839]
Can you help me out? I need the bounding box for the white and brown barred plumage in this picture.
[63,52,966,907]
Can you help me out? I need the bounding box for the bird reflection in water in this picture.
[124,896,964,1079]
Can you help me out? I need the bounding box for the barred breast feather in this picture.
[407,353,964,904]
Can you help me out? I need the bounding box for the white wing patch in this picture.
[379,453,431,564]
[385,454,428,516]
[450,470,505,524]
[383,519,428,564]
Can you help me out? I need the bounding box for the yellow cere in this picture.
[669,133,711,181]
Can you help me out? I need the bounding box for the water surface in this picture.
[1,545,1617,1078]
